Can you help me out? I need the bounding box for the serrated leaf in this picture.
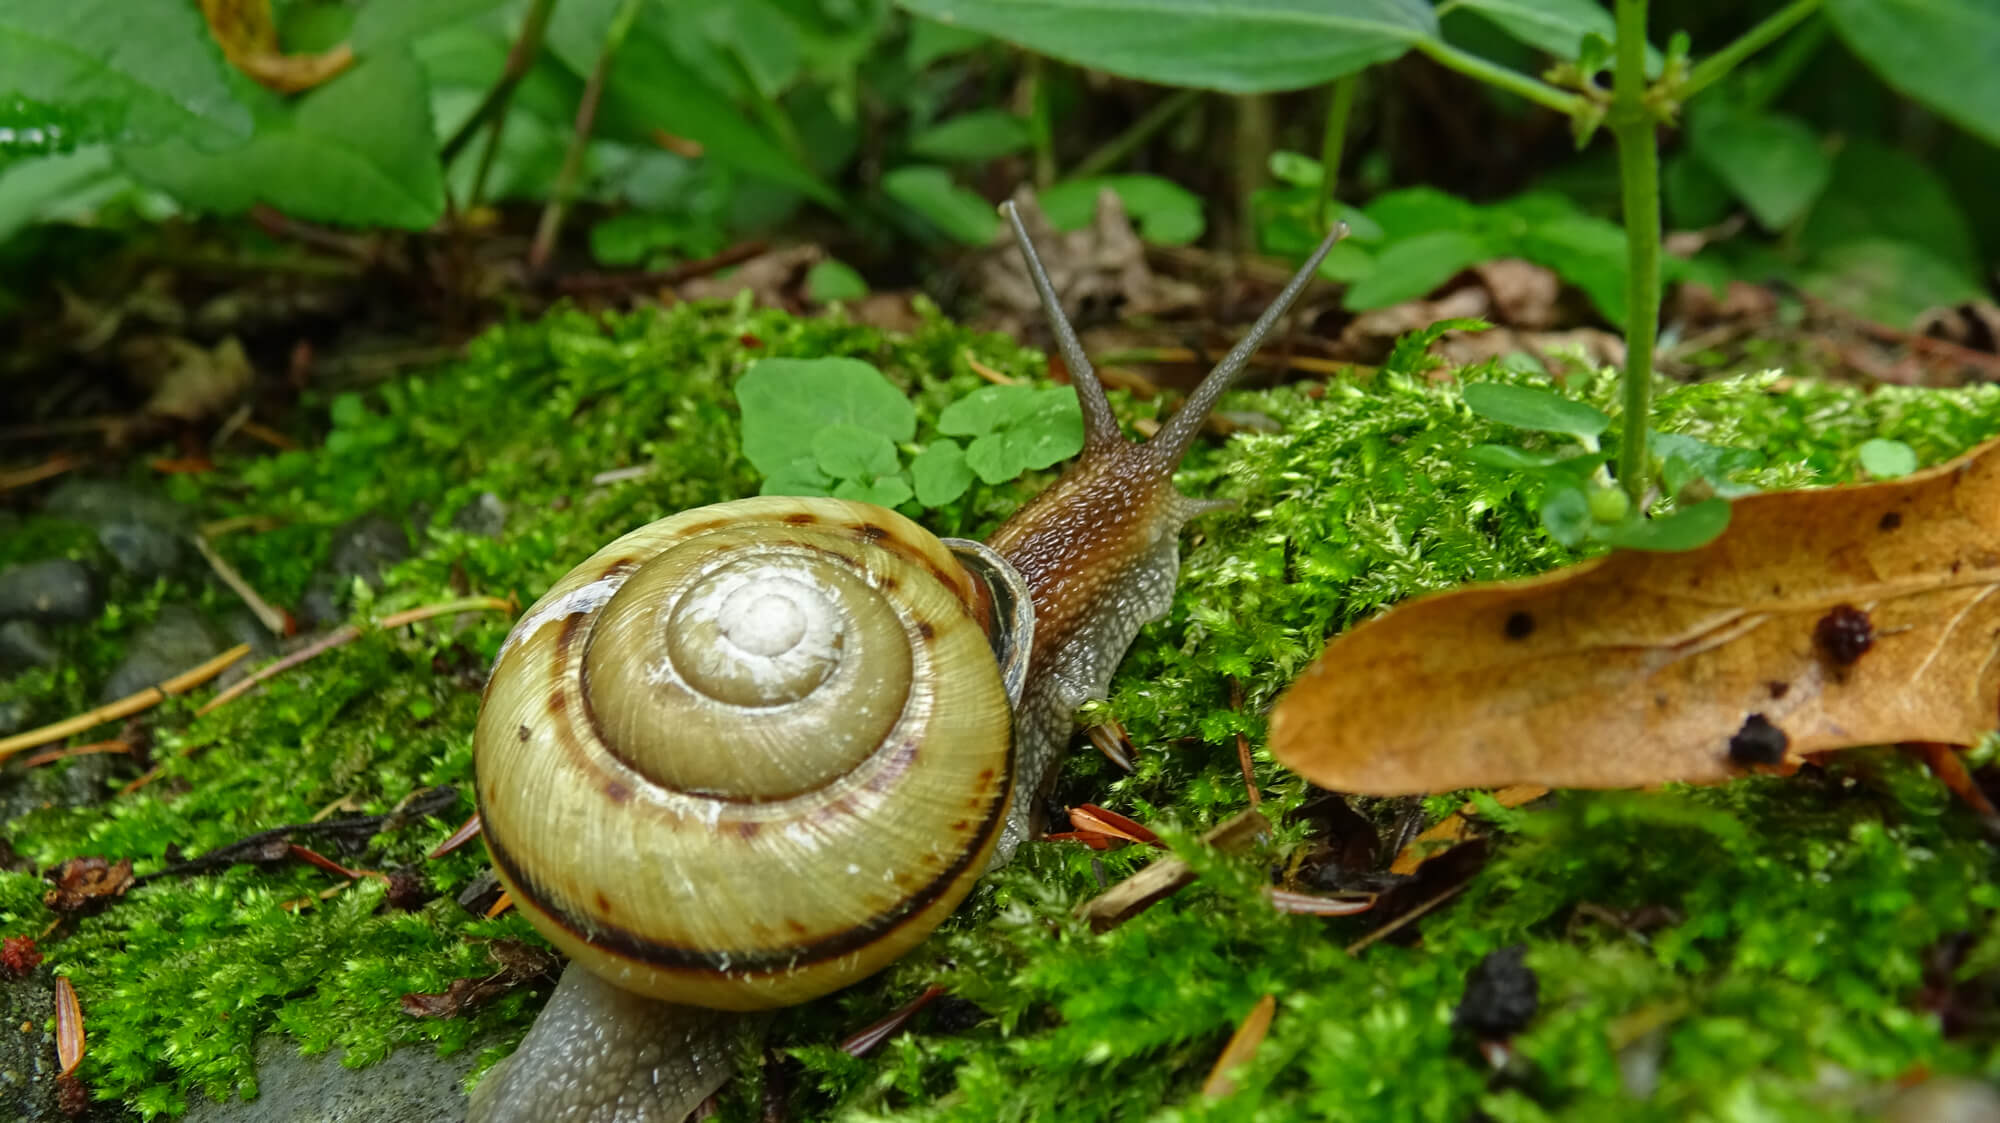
[910,440,973,507]
[893,0,1437,94]
[1463,382,1610,438]
[116,51,445,229]
[0,1,252,150]
[737,358,916,481]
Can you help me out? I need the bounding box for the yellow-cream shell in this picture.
[474,496,1013,1011]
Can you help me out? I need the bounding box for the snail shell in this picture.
[474,495,1019,1010]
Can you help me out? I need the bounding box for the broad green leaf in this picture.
[1466,444,1570,471]
[1650,431,1761,499]
[1040,174,1206,244]
[1268,150,1323,187]
[1799,139,1980,277]
[545,0,837,205]
[1600,498,1731,552]
[813,424,901,481]
[0,147,121,241]
[805,259,869,303]
[353,0,512,50]
[737,358,916,481]
[939,384,1071,437]
[1826,0,2000,148]
[1800,238,1985,327]
[1462,382,1609,438]
[1343,230,1487,310]
[909,110,1033,162]
[906,15,991,67]
[1360,186,1481,240]
[1686,106,1831,230]
[1858,438,1919,479]
[761,459,835,496]
[1515,213,1628,323]
[893,0,1438,94]
[1452,0,1660,72]
[117,52,446,229]
[911,441,974,506]
[882,166,998,244]
[0,2,250,151]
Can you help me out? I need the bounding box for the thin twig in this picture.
[440,0,559,166]
[529,0,642,270]
[0,454,80,492]
[1344,879,1472,956]
[553,240,770,295]
[0,646,251,764]
[192,535,290,637]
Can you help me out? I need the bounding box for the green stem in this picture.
[1680,0,1823,101]
[1233,93,1274,252]
[1412,39,1586,116]
[1025,55,1055,188]
[440,0,558,167]
[528,0,641,270]
[1069,88,1201,180]
[1609,0,1661,502]
[1737,17,1828,112]
[1317,74,1358,234]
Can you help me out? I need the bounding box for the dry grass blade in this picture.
[429,812,485,859]
[0,644,250,763]
[1201,993,1276,1099]
[1272,435,2000,794]
[1264,887,1376,916]
[1076,809,1269,932]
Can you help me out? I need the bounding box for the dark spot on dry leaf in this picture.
[1880,511,1903,531]
[1503,611,1535,640]
[1767,680,1791,700]
[1455,945,1538,1039]
[1814,604,1874,666]
[1729,713,1788,765]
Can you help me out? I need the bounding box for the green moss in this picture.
[3,299,1995,1120]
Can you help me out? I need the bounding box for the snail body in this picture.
[468,199,1347,1121]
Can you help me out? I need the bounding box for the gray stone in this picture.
[450,493,508,538]
[303,516,411,625]
[42,478,189,532]
[183,1034,491,1123]
[0,560,99,623]
[97,518,185,578]
[0,621,58,670]
[100,604,220,702]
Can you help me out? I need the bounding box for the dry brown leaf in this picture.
[124,334,254,422]
[1201,994,1276,1099]
[1270,436,2000,794]
[53,976,83,1076]
[200,0,354,93]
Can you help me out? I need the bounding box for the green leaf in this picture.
[1453,0,1660,72]
[1462,382,1610,438]
[892,0,1438,94]
[805,259,869,303]
[1600,498,1731,552]
[1539,484,1590,545]
[736,358,917,481]
[1360,186,1480,240]
[1514,213,1629,323]
[1798,139,1980,278]
[1857,438,1919,479]
[761,459,835,497]
[1649,431,1761,499]
[832,474,914,508]
[882,165,998,245]
[1384,316,1492,375]
[1040,174,1206,245]
[910,441,974,507]
[939,384,1084,483]
[116,52,446,229]
[0,147,122,242]
[1343,230,1488,310]
[1465,444,1570,471]
[352,0,513,51]
[1268,150,1323,187]
[906,16,991,67]
[812,424,901,481]
[909,110,1033,162]
[0,1,251,149]
[1799,238,1986,327]
[1686,105,1832,230]
[1826,0,2000,148]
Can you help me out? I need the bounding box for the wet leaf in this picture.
[1270,437,2000,793]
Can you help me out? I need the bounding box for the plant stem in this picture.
[1412,39,1586,116]
[529,0,640,270]
[1680,0,1823,102]
[1609,0,1661,502]
[1024,55,1055,187]
[1233,94,1274,252]
[1317,74,1358,234]
[440,0,558,167]
[1069,88,1201,179]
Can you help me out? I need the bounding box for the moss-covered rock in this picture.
[1,297,1995,1121]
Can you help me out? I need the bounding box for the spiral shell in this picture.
[475,497,1015,1011]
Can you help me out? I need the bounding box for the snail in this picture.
[466,199,1348,1122]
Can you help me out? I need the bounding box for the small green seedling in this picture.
[1462,380,1748,553]
[736,357,1084,510]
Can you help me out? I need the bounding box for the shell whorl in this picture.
[474,496,1014,1011]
